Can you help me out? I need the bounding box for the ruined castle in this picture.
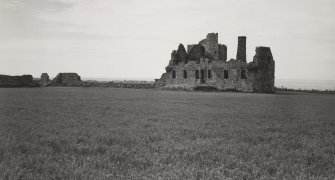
[0,33,275,92]
[0,74,39,87]
[155,33,275,93]
[41,73,82,87]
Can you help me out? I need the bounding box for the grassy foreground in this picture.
[0,88,334,179]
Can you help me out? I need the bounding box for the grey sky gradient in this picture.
[0,0,334,80]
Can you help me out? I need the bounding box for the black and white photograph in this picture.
[0,0,334,179]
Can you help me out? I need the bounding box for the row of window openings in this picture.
[172,69,247,79]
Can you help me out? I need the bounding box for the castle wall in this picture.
[164,59,254,92]
[154,73,168,87]
[0,75,39,87]
[187,44,196,54]
[40,73,50,86]
[247,47,275,93]
[218,44,227,61]
[49,73,82,87]
[188,44,206,60]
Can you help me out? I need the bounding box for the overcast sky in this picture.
[0,0,334,80]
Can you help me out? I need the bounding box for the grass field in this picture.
[0,88,334,179]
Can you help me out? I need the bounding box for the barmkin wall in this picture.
[0,74,39,87]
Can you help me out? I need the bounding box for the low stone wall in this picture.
[0,75,40,87]
[81,80,155,89]
[36,72,154,89]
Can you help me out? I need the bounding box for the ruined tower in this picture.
[236,36,246,62]
[249,47,275,93]
[199,33,219,60]
[218,44,227,61]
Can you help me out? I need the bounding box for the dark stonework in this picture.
[236,36,246,62]
[250,47,275,93]
[176,44,188,64]
[199,33,219,60]
[40,73,50,86]
[0,74,39,87]
[218,44,227,61]
[82,80,155,89]
[155,33,275,93]
[49,73,82,87]
[170,50,178,65]
[187,44,196,54]
[188,44,206,60]
[154,73,167,87]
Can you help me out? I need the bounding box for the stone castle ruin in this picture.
[155,33,275,93]
[0,33,275,92]
[0,74,39,87]
[40,73,82,87]
[0,73,83,88]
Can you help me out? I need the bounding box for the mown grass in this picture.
[0,88,334,179]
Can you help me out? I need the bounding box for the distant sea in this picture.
[83,78,335,91]
[275,79,335,91]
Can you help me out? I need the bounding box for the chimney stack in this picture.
[236,36,246,62]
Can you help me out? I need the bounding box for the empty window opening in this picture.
[208,70,212,79]
[183,70,187,79]
[195,70,199,79]
[200,70,205,83]
[241,69,246,79]
[224,70,229,79]
[172,70,176,79]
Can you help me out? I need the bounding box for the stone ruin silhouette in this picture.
[0,33,275,93]
[40,73,82,87]
[155,33,275,93]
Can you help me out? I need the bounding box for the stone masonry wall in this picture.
[218,44,227,61]
[40,73,50,86]
[247,47,275,93]
[0,74,39,87]
[82,80,155,89]
[163,58,253,92]
[199,33,219,60]
[49,73,82,87]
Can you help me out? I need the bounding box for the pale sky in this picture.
[0,0,334,80]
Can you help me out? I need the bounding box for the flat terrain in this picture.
[0,88,334,179]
